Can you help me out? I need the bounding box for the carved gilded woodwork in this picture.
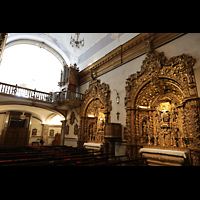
[78,79,112,147]
[74,124,79,135]
[124,44,200,162]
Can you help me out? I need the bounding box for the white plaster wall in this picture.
[31,117,42,136]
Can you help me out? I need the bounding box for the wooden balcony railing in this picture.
[0,82,52,102]
[52,91,83,102]
[0,82,83,103]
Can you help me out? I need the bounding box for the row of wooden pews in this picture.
[0,146,147,166]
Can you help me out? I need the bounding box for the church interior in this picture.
[0,33,200,166]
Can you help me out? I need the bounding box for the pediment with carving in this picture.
[125,51,197,110]
[81,79,112,116]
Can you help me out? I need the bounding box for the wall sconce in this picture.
[114,89,120,104]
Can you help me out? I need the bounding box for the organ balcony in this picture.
[0,63,82,111]
[52,91,83,110]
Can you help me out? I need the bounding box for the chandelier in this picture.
[70,33,84,48]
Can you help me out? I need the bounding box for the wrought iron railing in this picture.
[0,82,83,103]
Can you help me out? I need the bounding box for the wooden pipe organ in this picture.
[58,63,79,93]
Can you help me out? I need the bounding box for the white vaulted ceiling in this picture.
[6,33,139,71]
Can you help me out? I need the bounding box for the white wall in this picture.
[31,117,42,136]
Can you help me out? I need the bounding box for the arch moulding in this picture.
[5,39,67,65]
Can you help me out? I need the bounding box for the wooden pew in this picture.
[0,145,147,166]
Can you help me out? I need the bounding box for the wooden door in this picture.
[4,128,18,146]
[4,128,29,146]
[17,128,29,146]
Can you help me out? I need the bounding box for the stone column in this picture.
[60,120,67,145]
[41,124,49,145]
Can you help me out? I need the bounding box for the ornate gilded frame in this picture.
[78,78,112,147]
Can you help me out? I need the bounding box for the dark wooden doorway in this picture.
[4,112,30,146]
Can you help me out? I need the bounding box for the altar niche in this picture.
[124,45,200,161]
[78,79,112,148]
[85,99,105,143]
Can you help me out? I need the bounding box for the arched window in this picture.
[0,44,63,93]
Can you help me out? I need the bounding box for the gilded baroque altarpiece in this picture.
[124,45,200,164]
[78,78,112,148]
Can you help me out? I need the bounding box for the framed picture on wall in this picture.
[50,129,54,137]
[32,128,37,136]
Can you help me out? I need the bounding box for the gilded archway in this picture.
[78,79,112,147]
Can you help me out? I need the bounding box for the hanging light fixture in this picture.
[70,33,84,48]
[20,112,26,120]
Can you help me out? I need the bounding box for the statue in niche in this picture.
[187,68,195,85]
[89,123,94,137]
[142,120,148,143]
[74,124,79,135]
[70,112,76,125]
[156,103,171,129]
[161,105,169,124]
[65,125,69,135]
[156,102,172,146]
[98,116,105,131]
[142,120,147,136]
